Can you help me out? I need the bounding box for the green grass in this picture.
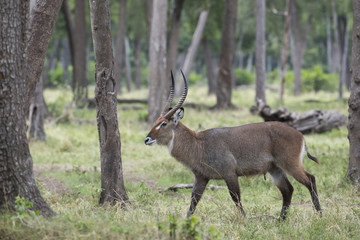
[1,86,359,239]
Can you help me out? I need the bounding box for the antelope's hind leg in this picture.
[269,167,294,221]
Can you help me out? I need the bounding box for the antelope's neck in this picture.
[170,122,202,166]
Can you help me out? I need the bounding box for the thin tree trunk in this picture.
[167,0,185,81]
[0,0,55,217]
[255,0,266,104]
[89,0,129,204]
[326,12,333,73]
[339,16,349,99]
[134,38,141,89]
[215,0,238,109]
[346,0,360,184]
[62,0,74,64]
[290,0,311,96]
[177,10,209,96]
[124,36,132,92]
[147,0,168,124]
[61,38,71,86]
[29,76,47,141]
[280,0,291,102]
[145,0,153,49]
[203,38,216,95]
[331,0,341,74]
[74,0,88,107]
[246,53,253,72]
[114,0,127,94]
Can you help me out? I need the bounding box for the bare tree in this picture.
[167,0,185,80]
[0,0,56,216]
[147,0,168,124]
[215,0,238,109]
[280,0,291,102]
[29,76,47,141]
[89,0,129,204]
[255,0,266,104]
[74,0,88,107]
[114,0,127,94]
[289,0,311,96]
[346,0,360,185]
[177,10,209,96]
[203,38,216,94]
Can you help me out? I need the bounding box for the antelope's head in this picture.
[144,70,188,146]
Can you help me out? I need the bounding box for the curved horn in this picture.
[164,69,188,119]
[161,70,175,116]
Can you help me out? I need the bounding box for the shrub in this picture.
[188,72,203,85]
[302,66,338,92]
[234,69,254,86]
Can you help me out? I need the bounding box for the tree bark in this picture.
[26,0,64,110]
[331,0,341,75]
[215,0,238,109]
[74,0,88,107]
[89,0,129,204]
[0,0,54,216]
[61,38,71,86]
[279,0,291,102]
[289,0,311,96]
[114,0,127,94]
[339,16,349,99]
[147,0,168,124]
[29,76,47,141]
[203,38,216,95]
[145,0,153,48]
[177,10,209,96]
[166,0,185,82]
[62,0,75,69]
[326,12,333,73]
[346,0,360,184]
[255,0,266,104]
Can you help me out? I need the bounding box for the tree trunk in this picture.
[331,0,341,74]
[145,0,153,48]
[346,0,360,184]
[147,0,168,124]
[29,76,47,141]
[289,0,311,96]
[26,0,64,109]
[255,0,266,104]
[74,0,88,107]
[203,38,216,95]
[114,0,127,94]
[177,10,209,96]
[62,0,75,69]
[166,0,185,83]
[339,16,349,99]
[215,0,238,109]
[326,12,333,73]
[280,0,291,102]
[124,36,132,92]
[61,38,71,86]
[134,38,141,89]
[89,0,129,204]
[0,0,54,216]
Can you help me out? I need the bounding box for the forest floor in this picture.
[1,86,359,239]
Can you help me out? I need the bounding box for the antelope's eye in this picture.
[161,121,167,127]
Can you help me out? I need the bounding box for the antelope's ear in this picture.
[173,107,184,124]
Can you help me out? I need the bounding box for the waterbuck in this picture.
[145,70,322,220]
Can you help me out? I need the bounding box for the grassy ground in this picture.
[1,86,359,239]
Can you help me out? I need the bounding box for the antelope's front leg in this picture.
[187,175,209,218]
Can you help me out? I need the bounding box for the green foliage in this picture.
[46,63,63,88]
[234,68,254,86]
[47,94,70,118]
[188,72,203,85]
[11,197,39,222]
[302,66,338,93]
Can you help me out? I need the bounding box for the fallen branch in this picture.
[160,183,226,192]
[252,99,347,134]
